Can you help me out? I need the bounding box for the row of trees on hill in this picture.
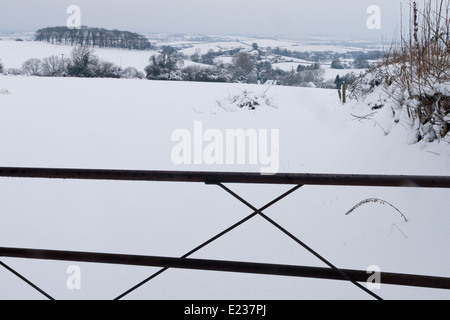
[6,47,143,79]
[35,26,152,50]
[272,47,382,64]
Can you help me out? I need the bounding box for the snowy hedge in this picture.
[350,0,450,143]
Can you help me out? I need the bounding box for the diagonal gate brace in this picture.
[214,182,383,300]
[115,184,303,300]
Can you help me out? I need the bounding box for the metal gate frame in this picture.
[1,167,450,300]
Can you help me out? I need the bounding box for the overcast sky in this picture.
[1,0,408,40]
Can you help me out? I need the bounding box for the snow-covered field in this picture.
[1,73,449,300]
[0,36,375,81]
[0,39,157,71]
[166,35,375,56]
[269,61,365,83]
[0,39,213,71]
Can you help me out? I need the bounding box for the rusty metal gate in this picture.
[1,167,450,300]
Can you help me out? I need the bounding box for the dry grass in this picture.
[375,0,450,141]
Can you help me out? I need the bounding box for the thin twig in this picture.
[345,198,408,222]
[351,113,389,136]
[391,223,409,239]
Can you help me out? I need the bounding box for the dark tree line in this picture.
[271,47,313,61]
[272,47,383,64]
[35,26,152,50]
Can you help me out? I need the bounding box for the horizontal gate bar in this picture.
[0,167,449,188]
[1,247,450,290]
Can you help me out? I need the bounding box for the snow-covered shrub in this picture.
[121,67,144,79]
[5,68,23,76]
[336,72,361,90]
[145,47,185,81]
[280,68,324,87]
[0,59,4,74]
[216,88,277,112]
[181,65,229,83]
[349,67,386,100]
[66,47,124,79]
[95,60,122,79]
[320,79,338,89]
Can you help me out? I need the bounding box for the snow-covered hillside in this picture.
[0,37,374,82]
[0,39,203,72]
[0,74,449,300]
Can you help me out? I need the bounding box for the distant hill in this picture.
[35,26,152,51]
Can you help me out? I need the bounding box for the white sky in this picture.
[1,0,409,40]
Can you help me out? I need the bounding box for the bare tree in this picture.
[22,58,42,76]
[41,55,64,77]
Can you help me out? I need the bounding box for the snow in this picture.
[322,67,365,82]
[0,39,168,72]
[0,39,216,73]
[179,41,249,56]
[280,44,365,54]
[272,62,308,72]
[214,56,234,65]
[240,39,297,48]
[271,62,367,82]
[0,39,159,72]
[0,71,449,299]
[0,11,446,296]
[170,35,372,57]
[0,38,374,82]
